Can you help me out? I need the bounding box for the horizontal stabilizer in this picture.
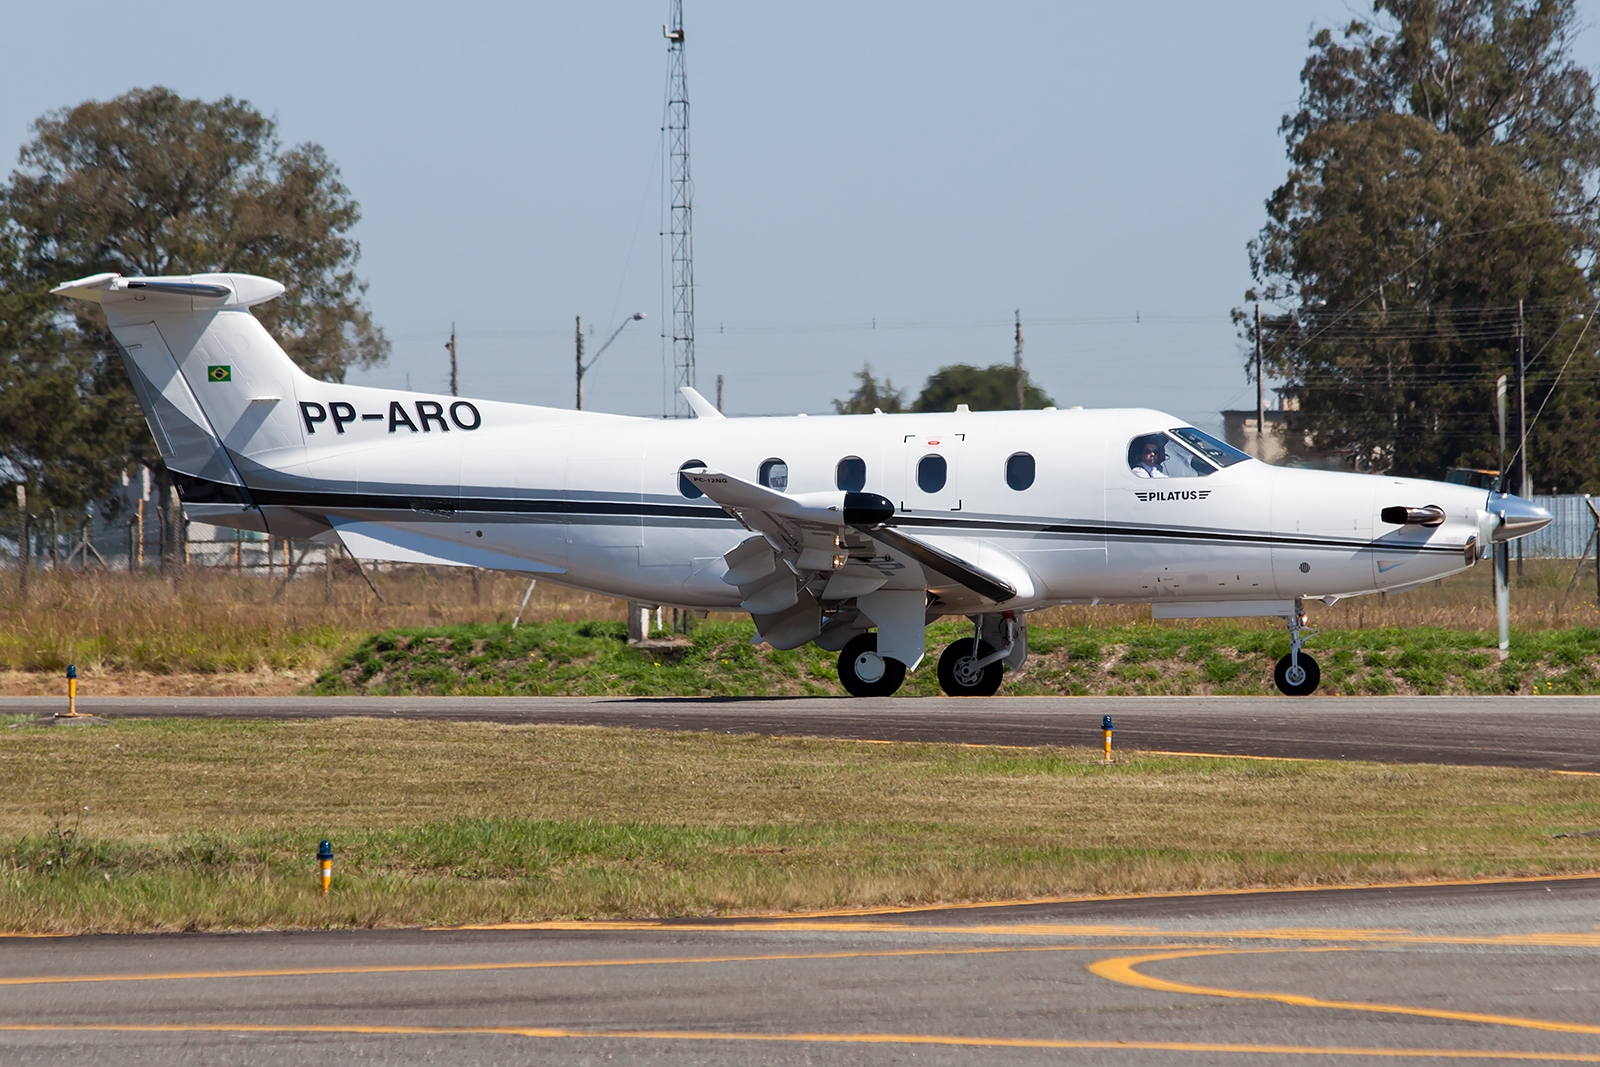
[332,520,565,574]
[51,272,286,309]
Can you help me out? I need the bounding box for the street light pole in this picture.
[576,312,646,411]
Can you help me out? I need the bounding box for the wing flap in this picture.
[859,526,1018,603]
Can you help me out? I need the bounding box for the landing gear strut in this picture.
[837,632,907,697]
[1273,605,1320,696]
[936,614,1012,697]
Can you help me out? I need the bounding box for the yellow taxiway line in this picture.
[1089,947,1600,1036]
[0,942,1173,990]
[0,1021,1595,1060]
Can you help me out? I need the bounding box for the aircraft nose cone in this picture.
[1487,492,1553,541]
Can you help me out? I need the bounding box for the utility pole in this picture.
[716,374,724,413]
[1496,375,1508,482]
[445,323,458,397]
[1013,310,1025,410]
[665,0,695,416]
[1495,374,1509,659]
[1517,299,1528,497]
[575,315,585,410]
[1517,299,1528,578]
[1255,304,1264,450]
[575,313,645,411]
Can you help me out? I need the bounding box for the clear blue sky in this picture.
[6,3,1600,431]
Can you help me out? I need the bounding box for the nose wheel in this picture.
[1273,605,1320,696]
[837,632,907,697]
[1273,651,1320,695]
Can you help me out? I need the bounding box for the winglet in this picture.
[679,387,725,419]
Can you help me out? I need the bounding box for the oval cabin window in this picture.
[835,456,867,492]
[678,459,706,499]
[1005,452,1035,491]
[759,458,789,492]
[917,454,947,493]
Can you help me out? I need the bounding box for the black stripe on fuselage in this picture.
[202,477,1459,557]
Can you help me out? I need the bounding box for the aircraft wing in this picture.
[861,526,1017,603]
[680,468,886,573]
[681,467,1021,608]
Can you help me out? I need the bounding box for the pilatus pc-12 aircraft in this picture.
[56,272,1554,696]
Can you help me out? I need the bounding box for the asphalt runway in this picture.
[2,877,1598,1065]
[10,694,1600,772]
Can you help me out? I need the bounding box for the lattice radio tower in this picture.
[665,0,695,416]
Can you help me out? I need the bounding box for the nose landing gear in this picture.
[1273,605,1320,696]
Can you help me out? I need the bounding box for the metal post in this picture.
[1495,542,1510,661]
[135,497,144,570]
[15,485,27,599]
[128,519,136,574]
[325,542,335,603]
[512,578,536,629]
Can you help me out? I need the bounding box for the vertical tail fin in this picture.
[52,272,305,525]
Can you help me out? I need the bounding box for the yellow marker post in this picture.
[1101,715,1113,763]
[64,664,79,718]
[317,840,333,894]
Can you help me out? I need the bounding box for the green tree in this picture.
[833,363,907,413]
[1,87,389,508]
[911,363,1053,412]
[0,230,134,510]
[1247,0,1600,489]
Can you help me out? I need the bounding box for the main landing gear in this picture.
[937,638,1004,697]
[1274,608,1320,696]
[837,632,908,697]
[936,614,1015,697]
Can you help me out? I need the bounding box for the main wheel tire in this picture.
[937,638,1004,697]
[1273,652,1321,696]
[838,632,907,697]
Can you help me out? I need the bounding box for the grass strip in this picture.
[310,619,1600,696]
[0,719,1595,933]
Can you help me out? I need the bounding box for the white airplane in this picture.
[54,272,1553,696]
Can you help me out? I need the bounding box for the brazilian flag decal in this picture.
[208,365,231,382]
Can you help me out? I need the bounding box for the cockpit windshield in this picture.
[1169,426,1251,468]
[1127,428,1252,479]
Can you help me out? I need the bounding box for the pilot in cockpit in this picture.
[1130,435,1168,478]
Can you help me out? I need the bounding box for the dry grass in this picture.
[2,560,1599,694]
[0,565,626,690]
[0,719,1596,932]
[1034,558,1600,631]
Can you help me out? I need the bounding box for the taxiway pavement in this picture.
[8,694,1600,772]
[2,876,1598,1065]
